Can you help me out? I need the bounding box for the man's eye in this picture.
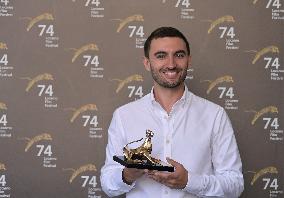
[176,53,185,58]
[156,54,166,59]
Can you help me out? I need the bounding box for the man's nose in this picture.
[167,55,176,68]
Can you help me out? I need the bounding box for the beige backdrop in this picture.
[0,0,283,197]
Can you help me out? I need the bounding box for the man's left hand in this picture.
[147,157,188,189]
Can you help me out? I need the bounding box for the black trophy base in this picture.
[113,156,174,172]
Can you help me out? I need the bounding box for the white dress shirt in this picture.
[100,86,244,198]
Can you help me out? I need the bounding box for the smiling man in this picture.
[100,27,244,198]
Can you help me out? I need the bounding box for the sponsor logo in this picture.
[0,162,10,197]
[69,104,98,123]
[250,45,279,65]
[67,104,102,138]
[202,75,238,110]
[0,102,12,138]
[64,164,97,183]
[0,41,12,78]
[246,45,282,80]
[185,68,194,80]
[22,73,58,108]
[111,74,143,93]
[23,133,52,152]
[63,164,102,197]
[113,14,144,33]
[248,166,283,196]
[112,15,145,48]
[21,12,59,47]
[0,0,13,17]
[207,15,235,34]
[73,0,104,18]
[250,166,278,186]
[70,43,99,63]
[203,75,234,94]
[20,133,57,168]
[24,13,54,32]
[67,43,103,78]
[85,0,105,18]
[253,0,283,20]
[110,74,144,100]
[249,106,278,126]
[23,73,54,92]
[246,106,283,141]
[175,0,195,19]
[206,15,240,50]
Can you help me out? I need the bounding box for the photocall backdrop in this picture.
[0,0,283,197]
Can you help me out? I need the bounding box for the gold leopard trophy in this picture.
[123,129,162,165]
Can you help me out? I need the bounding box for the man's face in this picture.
[144,37,191,89]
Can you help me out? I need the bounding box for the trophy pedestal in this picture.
[113,156,174,172]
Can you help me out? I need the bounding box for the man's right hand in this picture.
[122,168,146,185]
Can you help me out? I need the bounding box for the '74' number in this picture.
[219,27,235,39]
[38,25,54,37]
[36,145,52,156]
[81,176,97,187]
[128,26,144,38]
[218,87,234,99]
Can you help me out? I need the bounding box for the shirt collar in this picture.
[150,84,190,108]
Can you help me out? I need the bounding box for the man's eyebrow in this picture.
[175,50,186,54]
[154,51,167,56]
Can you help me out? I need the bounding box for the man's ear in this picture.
[187,55,192,68]
[143,57,151,71]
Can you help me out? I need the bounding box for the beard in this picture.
[149,64,188,88]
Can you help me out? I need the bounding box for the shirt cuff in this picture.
[182,172,203,195]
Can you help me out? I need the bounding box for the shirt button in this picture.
[166,139,170,144]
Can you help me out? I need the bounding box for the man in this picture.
[100,27,244,198]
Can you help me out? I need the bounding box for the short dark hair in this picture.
[144,27,190,58]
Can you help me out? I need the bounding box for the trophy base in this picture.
[113,156,174,172]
